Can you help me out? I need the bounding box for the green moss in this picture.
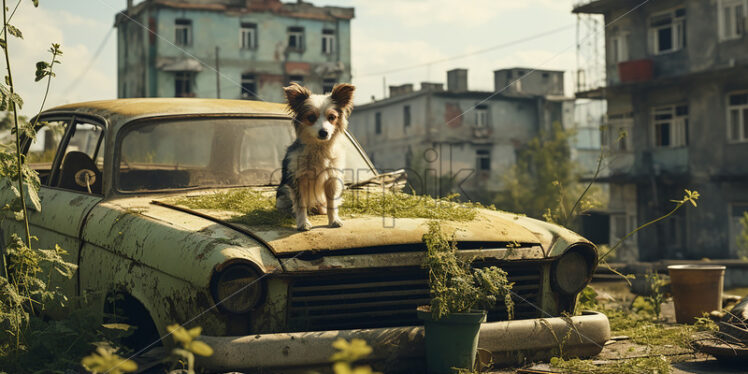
[169,189,482,227]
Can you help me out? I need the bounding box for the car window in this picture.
[117,117,376,192]
[26,119,69,185]
[52,120,105,195]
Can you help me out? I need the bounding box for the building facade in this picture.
[349,68,574,201]
[574,0,748,260]
[116,0,353,102]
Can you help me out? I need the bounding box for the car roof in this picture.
[43,98,291,130]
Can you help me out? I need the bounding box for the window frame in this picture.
[175,18,192,47]
[611,32,630,63]
[649,8,686,55]
[403,105,411,130]
[727,90,748,143]
[241,73,257,100]
[240,22,257,50]
[174,71,195,98]
[322,78,336,94]
[374,112,382,135]
[475,105,489,128]
[322,29,335,55]
[287,26,305,52]
[651,104,689,148]
[476,149,491,171]
[719,0,747,41]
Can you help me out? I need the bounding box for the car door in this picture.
[0,115,106,317]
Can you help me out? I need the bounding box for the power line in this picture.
[356,23,574,78]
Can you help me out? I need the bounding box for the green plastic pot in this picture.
[417,307,487,374]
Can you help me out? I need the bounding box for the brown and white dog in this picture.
[276,83,355,231]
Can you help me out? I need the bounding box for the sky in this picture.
[7,0,590,116]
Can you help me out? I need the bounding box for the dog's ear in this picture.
[330,83,355,114]
[284,83,311,115]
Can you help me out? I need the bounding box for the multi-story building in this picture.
[349,68,574,201]
[574,0,748,260]
[116,0,353,102]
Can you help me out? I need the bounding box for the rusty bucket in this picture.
[668,265,726,324]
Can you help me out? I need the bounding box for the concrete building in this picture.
[115,0,353,102]
[574,0,748,260]
[348,68,574,201]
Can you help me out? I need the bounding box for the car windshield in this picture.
[117,117,376,192]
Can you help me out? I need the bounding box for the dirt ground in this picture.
[485,281,748,374]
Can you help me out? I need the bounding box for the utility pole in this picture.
[215,46,221,98]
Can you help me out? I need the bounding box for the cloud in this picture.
[6,5,115,117]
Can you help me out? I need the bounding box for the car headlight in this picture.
[552,248,592,295]
[212,264,263,314]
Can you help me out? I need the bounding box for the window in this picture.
[652,105,688,148]
[54,120,105,194]
[241,73,257,100]
[611,213,637,244]
[611,33,629,63]
[650,8,686,54]
[240,22,257,49]
[720,0,747,40]
[475,105,488,128]
[728,91,748,142]
[322,29,335,54]
[287,26,304,51]
[375,112,382,135]
[175,19,192,46]
[175,72,194,97]
[322,78,336,94]
[25,119,69,185]
[607,115,633,152]
[403,105,411,129]
[288,75,304,85]
[476,149,491,171]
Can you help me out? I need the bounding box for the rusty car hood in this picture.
[144,189,592,260]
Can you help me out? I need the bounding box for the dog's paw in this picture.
[329,219,343,228]
[297,221,312,231]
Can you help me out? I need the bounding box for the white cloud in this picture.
[6,5,115,117]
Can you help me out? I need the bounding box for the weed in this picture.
[170,188,483,227]
[422,221,513,320]
[167,323,214,374]
[81,346,137,374]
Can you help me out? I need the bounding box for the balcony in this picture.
[618,59,653,84]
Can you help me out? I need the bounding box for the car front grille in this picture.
[286,264,544,332]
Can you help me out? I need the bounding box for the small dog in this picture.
[276,82,355,231]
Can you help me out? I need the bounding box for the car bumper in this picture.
[198,311,610,372]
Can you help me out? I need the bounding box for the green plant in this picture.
[642,271,667,319]
[422,221,514,320]
[330,338,381,374]
[167,323,214,374]
[81,346,137,374]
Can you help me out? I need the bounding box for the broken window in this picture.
[322,78,336,94]
[174,72,195,97]
[728,91,748,142]
[650,8,686,54]
[375,112,382,135]
[403,105,411,129]
[476,149,491,171]
[288,75,304,85]
[287,26,305,51]
[240,22,257,49]
[720,0,746,40]
[322,29,335,54]
[175,19,192,46]
[652,105,688,148]
[475,105,489,128]
[241,73,257,100]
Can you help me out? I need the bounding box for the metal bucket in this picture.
[668,264,726,324]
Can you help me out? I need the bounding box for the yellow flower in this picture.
[81,346,137,374]
[167,324,214,357]
[330,338,373,362]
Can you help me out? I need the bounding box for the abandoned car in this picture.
[0,99,609,370]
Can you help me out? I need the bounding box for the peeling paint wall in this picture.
[117,1,353,102]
